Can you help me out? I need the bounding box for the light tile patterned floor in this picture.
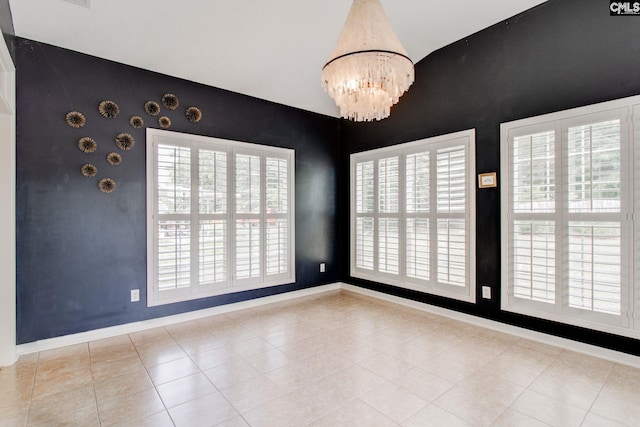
[1,290,639,426]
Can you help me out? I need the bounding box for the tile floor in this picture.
[1,290,639,426]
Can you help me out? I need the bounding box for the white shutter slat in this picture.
[157,220,191,291]
[265,157,289,276]
[236,219,260,280]
[266,157,288,214]
[356,217,374,270]
[356,161,374,214]
[567,120,621,213]
[568,221,621,315]
[199,220,226,284]
[512,131,555,214]
[157,144,191,214]
[406,218,429,280]
[235,153,262,281]
[379,157,399,213]
[266,219,288,275]
[512,220,555,304]
[199,150,227,214]
[236,154,261,214]
[437,218,466,287]
[379,218,399,274]
[437,146,466,213]
[406,152,429,214]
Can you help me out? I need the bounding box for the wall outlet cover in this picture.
[482,286,491,299]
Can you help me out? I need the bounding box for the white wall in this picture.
[0,34,17,367]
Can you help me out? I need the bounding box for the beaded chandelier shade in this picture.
[321,0,414,122]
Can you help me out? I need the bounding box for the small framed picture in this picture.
[478,172,497,188]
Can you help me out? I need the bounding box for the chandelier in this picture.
[321,0,414,122]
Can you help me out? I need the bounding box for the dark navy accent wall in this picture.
[0,0,14,61]
[15,38,341,344]
[342,0,640,355]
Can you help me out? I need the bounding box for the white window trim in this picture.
[501,95,640,339]
[0,34,17,366]
[146,129,295,307]
[350,129,476,303]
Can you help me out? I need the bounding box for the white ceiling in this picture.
[9,0,546,118]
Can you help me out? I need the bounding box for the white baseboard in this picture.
[16,281,640,369]
[16,284,341,356]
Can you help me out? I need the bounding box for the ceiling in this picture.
[9,0,546,118]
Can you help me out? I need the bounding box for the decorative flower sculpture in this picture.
[99,100,120,118]
[78,137,97,153]
[81,163,97,177]
[162,93,179,110]
[115,132,135,150]
[130,116,144,128]
[98,178,116,193]
[186,106,202,123]
[66,111,86,128]
[144,101,160,116]
[159,116,171,129]
[106,152,122,166]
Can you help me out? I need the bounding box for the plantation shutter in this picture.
[406,152,430,281]
[148,130,294,307]
[502,101,634,332]
[351,130,475,303]
[265,157,290,276]
[156,144,191,293]
[565,118,624,318]
[198,149,227,286]
[235,153,261,281]
[355,161,375,270]
[436,145,467,288]
[509,130,557,306]
[378,157,400,275]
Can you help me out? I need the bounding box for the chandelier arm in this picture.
[322,49,413,71]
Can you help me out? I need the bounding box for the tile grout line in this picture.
[579,362,616,427]
[87,344,102,426]
[23,351,41,426]
[128,328,176,427]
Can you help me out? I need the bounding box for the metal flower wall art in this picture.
[130,116,144,128]
[77,137,97,153]
[186,106,202,123]
[115,133,135,151]
[106,152,122,166]
[81,163,97,177]
[98,177,116,193]
[159,116,171,129]
[98,100,120,118]
[66,111,86,128]
[162,93,179,110]
[69,92,202,193]
[144,101,160,116]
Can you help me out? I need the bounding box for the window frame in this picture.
[501,95,640,338]
[146,129,295,307]
[350,129,476,303]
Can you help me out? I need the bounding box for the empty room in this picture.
[2,0,640,425]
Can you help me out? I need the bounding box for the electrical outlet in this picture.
[131,289,140,302]
[482,286,491,299]
[320,262,326,273]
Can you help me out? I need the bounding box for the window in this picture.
[146,129,295,306]
[351,130,476,302]
[501,95,640,338]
